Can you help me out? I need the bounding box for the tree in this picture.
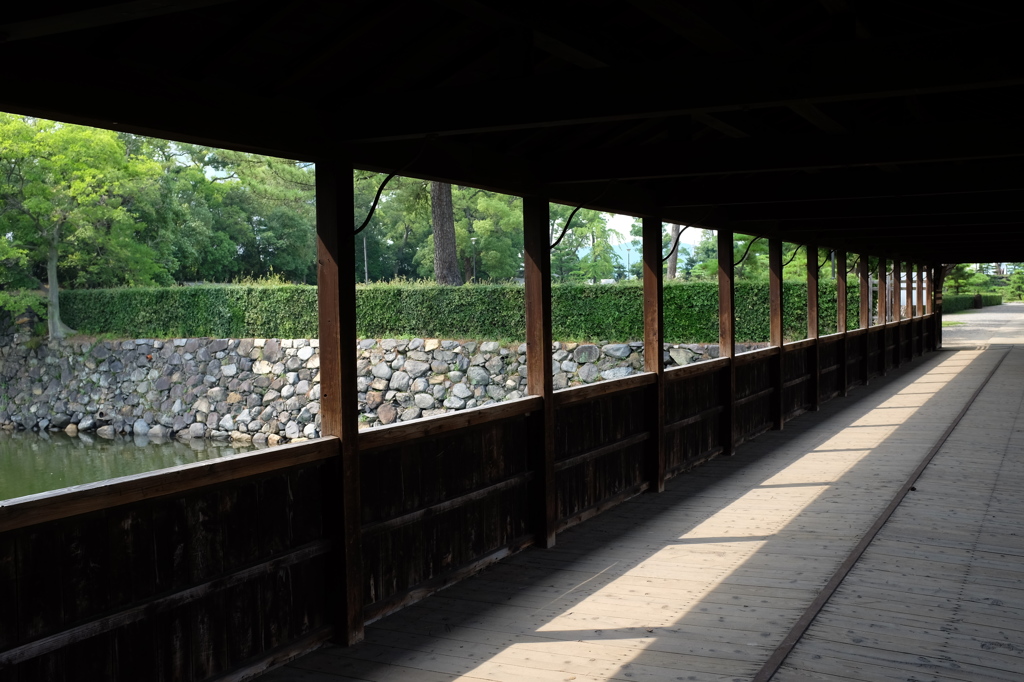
[946,264,972,295]
[1009,269,1024,301]
[431,181,463,285]
[0,114,161,338]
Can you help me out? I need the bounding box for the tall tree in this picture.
[0,114,161,337]
[431,181,463,285]
[666,224,681,278]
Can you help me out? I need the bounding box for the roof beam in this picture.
[0,1,237,42]
[542,125,1024,183]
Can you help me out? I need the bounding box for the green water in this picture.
[0,430,258,502]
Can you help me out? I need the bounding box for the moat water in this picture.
[0,430,257,501]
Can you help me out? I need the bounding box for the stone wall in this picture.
[1,316,761,443]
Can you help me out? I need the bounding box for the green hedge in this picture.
[61,280,862,343]
[61,285,320,339]
[943,293,1003,313]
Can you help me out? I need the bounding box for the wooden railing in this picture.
[0,313,939,679]
[0,438,339,679]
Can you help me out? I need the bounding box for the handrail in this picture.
[554,372,655,407]
[665,356,730,381]
[783,338,817,351]
[733,346,779,366]
[358,395,542,451]
[0,437,339,533]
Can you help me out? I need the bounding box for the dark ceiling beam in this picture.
[788,102,847,134]
[542,126,1024,183]
[692,113,749,138]
[341,22,1024,141]
[681,191,1024,223]
[437,0,608,69]
[0,0,238,42]
[652,164,1024,207]
[627,0,742,54]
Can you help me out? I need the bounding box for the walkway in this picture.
[265,305,1024,682]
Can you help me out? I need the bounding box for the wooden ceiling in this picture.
[2,0,1021,263]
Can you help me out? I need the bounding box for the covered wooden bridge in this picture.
[2,2,1023,680]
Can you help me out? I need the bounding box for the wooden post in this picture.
[905,260,914,358]
[917,263,925,318]
[769,239,784,429]
[315,156,364,645]
[642,216,665,492]
[806,243,820,410]
[878,257,888,375]
[718,230,736,456]
[892,256,902,369]
[859,255,870,386]
[932,263,944,350]
[836,249,848,396]
[523,195,556,548]
[925,264,933,316]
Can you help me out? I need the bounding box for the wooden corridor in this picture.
[262,317,1024,681]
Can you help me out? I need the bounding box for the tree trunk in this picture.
[431,181,463,286]
[667,223,681,279]
[46,225,75,339]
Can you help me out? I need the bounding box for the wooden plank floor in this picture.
[263,342,1020,681]
[774,344,1024,682]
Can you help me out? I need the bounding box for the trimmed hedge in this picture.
[943,293,1003,313]
[61,285,320,339]
[61,280,862,344]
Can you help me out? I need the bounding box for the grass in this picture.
[942,320,966,327]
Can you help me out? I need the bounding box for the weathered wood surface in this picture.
[1,454,337,679]
[0,437,338,533]
[775,346,1024,681]
[262,347,1010,682]
[554,387,648,527]
[360,413,534,621]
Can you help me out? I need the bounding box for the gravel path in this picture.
[940,301,1024,347]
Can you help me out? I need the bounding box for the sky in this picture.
[605,213,706,269]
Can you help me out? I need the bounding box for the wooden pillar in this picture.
[523,195,556,548]
[315,156,364,645]
[718,230,736,456]
[925,264,933,316]
[921,261,929,317]
[932,263,944,350]
[769,239,784,430]
[905,260,914,358]
[892,256,902,369]
[878,257,888,375]
[642,216,665,492]
[836,249,848,396]
[806,244,820,410]
[859,255,871,386]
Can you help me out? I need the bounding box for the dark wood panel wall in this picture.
[0,441,339,682]
[0,176,943,679]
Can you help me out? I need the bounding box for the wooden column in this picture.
[523,195,556,548]
[925,264,933,316]
[836,249,848,396]
[921,264,929,319]
[718,230,736,456]
[905,260,914,358]
[859,255,871,386]
[806,244,820,411]
[642,216,665,492]
[892,256,902,369]
[769,239,784,430]
[315,156,364,645]
[932,263,944,350]
[878,257,888,375]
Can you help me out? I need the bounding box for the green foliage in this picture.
[1009,270,1024,301]
[942,293,1002,314]
[62,280,861,344]
[61,285,319,339]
